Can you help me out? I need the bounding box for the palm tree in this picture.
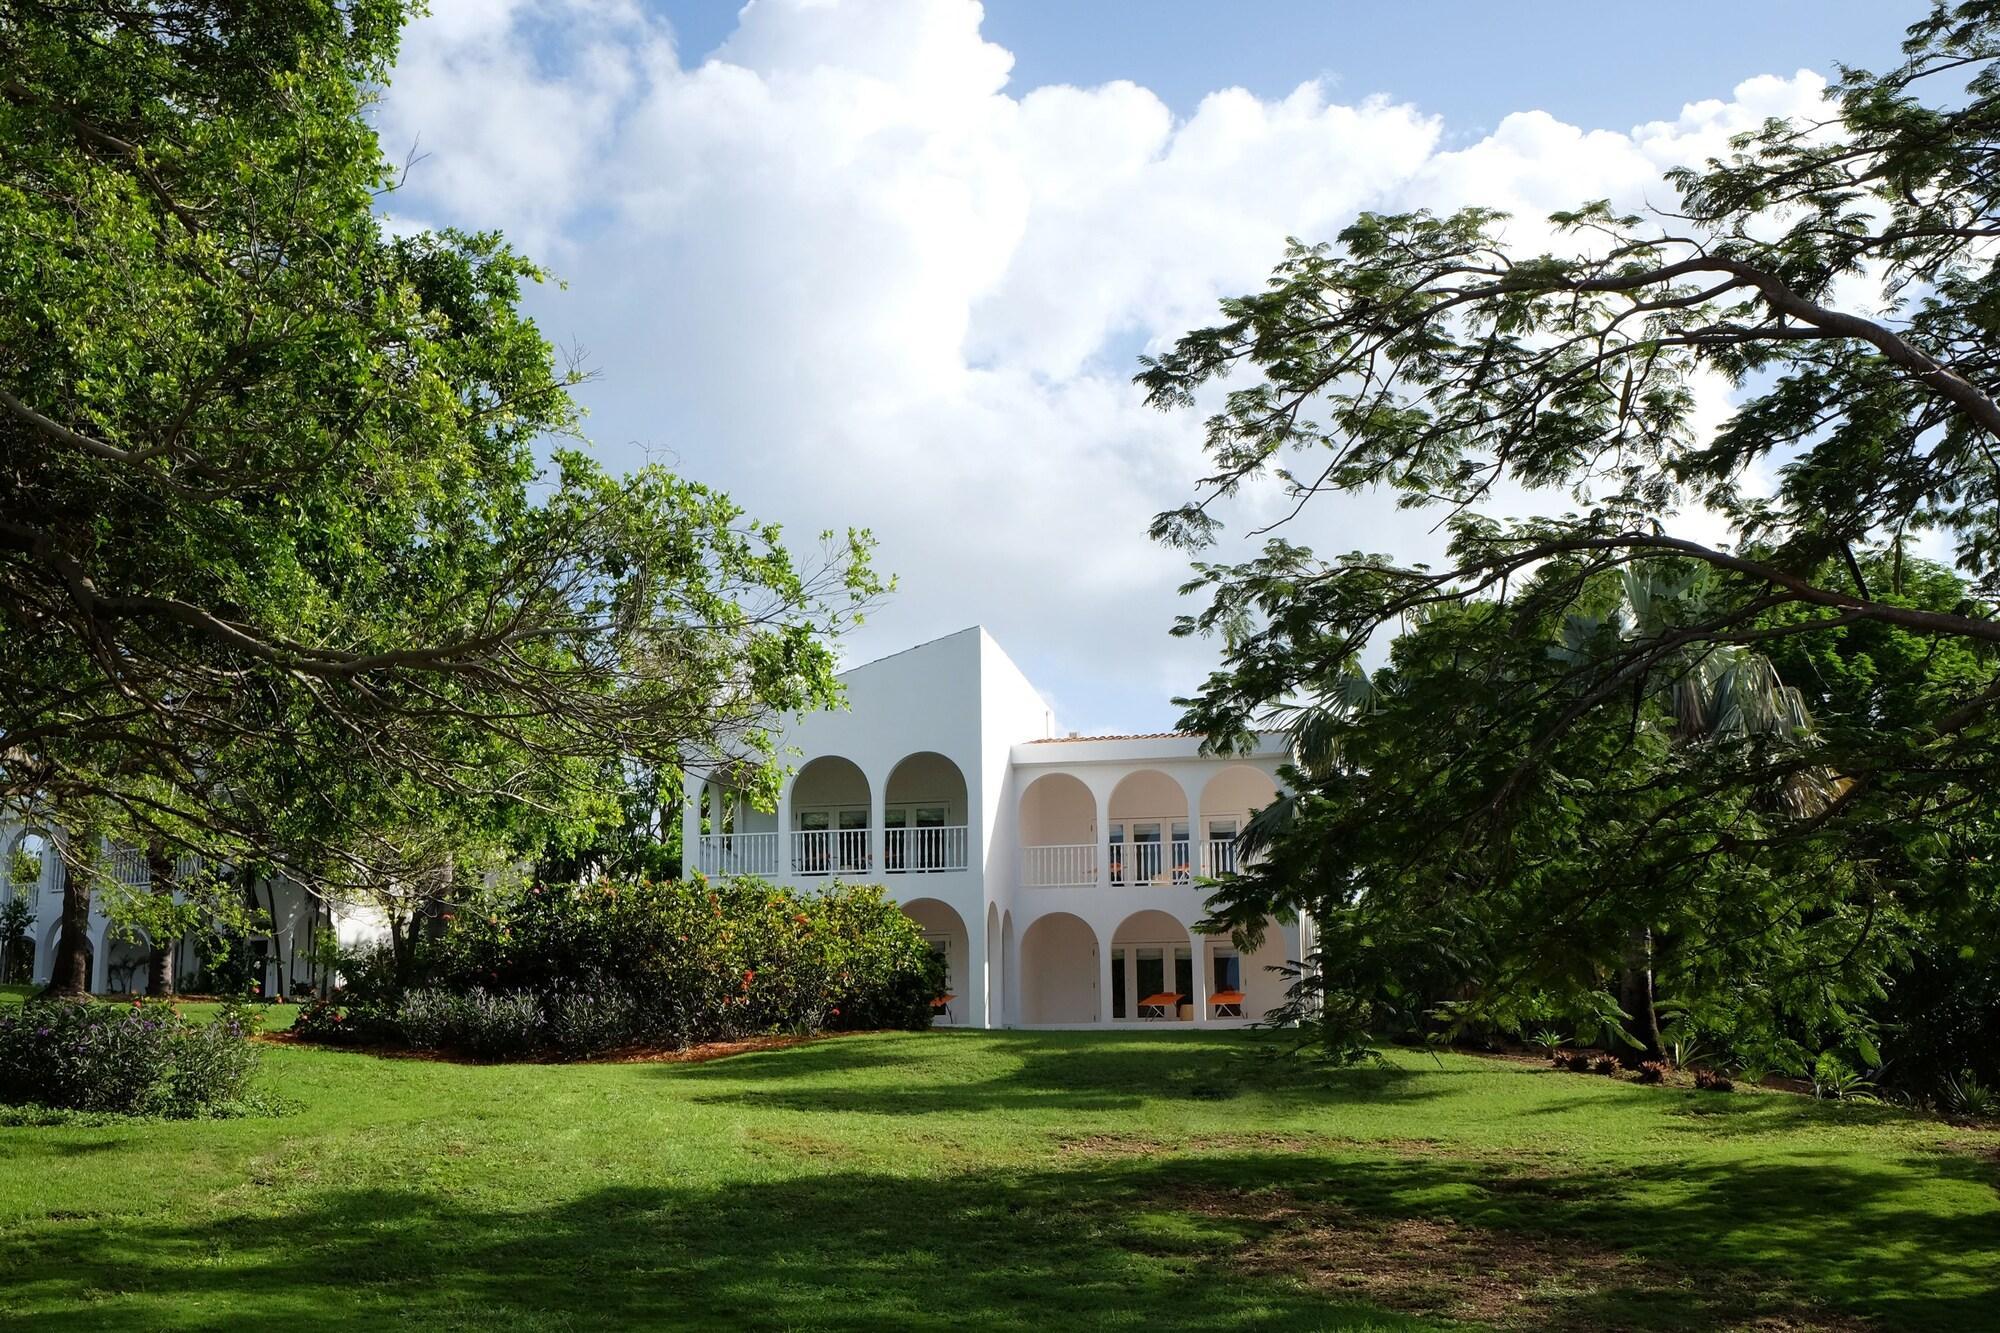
[1557,566,1837,1057]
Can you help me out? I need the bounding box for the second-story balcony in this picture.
[691,824,973,877]
[688,748,975,880]
[1017,762,1275,891]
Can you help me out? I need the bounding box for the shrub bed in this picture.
[0,998,263,1116]
[297,878,946,1060]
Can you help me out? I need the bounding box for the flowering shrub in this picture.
[0,998,262,1116]
[295,879,945,1060]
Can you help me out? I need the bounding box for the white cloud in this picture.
[373,0,1834,730]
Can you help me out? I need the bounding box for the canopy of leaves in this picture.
[1147,4,2000,1082]
[0,2,880,920]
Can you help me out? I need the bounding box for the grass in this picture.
[0,1008,1994,1331]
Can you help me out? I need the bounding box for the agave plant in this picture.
[1941,1070,1997,1121]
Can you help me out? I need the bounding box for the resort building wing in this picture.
[684,626,1303,1028]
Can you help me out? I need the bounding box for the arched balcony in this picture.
[1018,772,1096,887]
[4,828,51,908]
[1197,765,1280,877]
[883,752,970,874]
[1106,770,1192,888]
[788,756,872,876]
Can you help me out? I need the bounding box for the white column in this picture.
[867,774,886,880]
[1094,780,1112,891]
[776,776,794,881]
[1176,775,1203,880]
[966,910,986,1028]
[1096,932,1114,1024]
[1189,930,1209,1026]
[89,920,109,993]
[681,773,703,878]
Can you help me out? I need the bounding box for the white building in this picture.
[0,627,1304,1020]
[683,626,1304,1028]
[0,834,342,997]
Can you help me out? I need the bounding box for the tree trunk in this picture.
[44,861,93,999]
[1620,926,1664,1062]
[145,843,176,996]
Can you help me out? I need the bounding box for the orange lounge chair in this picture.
[1210,989,1246,1018]
[933,993,955,1022]
[1137,991,1181,1020]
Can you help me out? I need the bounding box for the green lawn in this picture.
[0,1020,1994,1331]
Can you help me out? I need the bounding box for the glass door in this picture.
[1206,817,1239,876]
[836,807,869,872]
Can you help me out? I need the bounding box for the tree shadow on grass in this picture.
[669,1030,1441,1117]
[4,1162,1436,1333]
[6,1144,1993,1332]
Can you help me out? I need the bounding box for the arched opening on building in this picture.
[687,767,780,879]
[5,828,50,907]
[902,897,969,1025]
[985,901,1003,1025]
[1017,772,1096,887]
[1,936,33,985]
[1107,770,1191,887]
[104,929,152,995]
[789,756,871,875]
[1000,909,1017,1026]
[884,752,970,872]
[1110,909,1194,1021]
[1197,765,1280,877]
[1018,912,1097,1024]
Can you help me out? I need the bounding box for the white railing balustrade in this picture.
[1022,843,1096,888]
[105,844,148,887]
[1108,838,1193,887]
[791,828,871,876]
[1206,837,1240,877]
[885,825,969,873]
[694,831,781,878]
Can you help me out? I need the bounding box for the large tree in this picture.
[0,2,879,993]
[1145,3,2000,1069]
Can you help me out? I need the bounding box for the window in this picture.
[1174,947,1193,999]
[1135,946,1164,999]
[795,807,869,874]
[1110,947,1128,1019]
[1207,818,1239,875]
[1212,950,1242,994]
[924,934,952,991]
[836,808,869,871]
[887,804,950,871]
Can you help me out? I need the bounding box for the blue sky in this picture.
[661,1,1913,132]
[378,1,1927,735]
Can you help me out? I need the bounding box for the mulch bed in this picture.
[258,1029,869,1066]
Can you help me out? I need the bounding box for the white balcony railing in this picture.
[791,827,871,877]
[1109,838,1193,887]
[885,825,969,873]
[1022,843,1096,888]
[694,831,781,878]
[1206,837,1241,877]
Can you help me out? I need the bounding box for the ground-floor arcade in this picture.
[897,893,1300,1029]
